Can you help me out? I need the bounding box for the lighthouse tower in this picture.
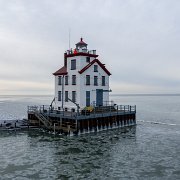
[53,38,111,110]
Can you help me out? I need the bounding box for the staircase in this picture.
[35,112,52,129]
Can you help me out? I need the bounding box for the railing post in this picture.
[54,123,56,135]
[94,107,95,117]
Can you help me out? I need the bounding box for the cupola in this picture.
[76,38,88,52]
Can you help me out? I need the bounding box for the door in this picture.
[96,89,103,106]
[86,91,90,106]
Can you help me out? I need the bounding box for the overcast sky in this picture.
[0,0,180,95]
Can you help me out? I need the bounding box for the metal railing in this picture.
[92,101,115,107]
[28,104,136,119]
[66,49,96,55]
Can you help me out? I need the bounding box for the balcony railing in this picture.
[28,103,136,119]
[66,49,96,55]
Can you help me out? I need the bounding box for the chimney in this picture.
[64,52,67,67]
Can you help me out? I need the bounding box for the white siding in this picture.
[54,56,110,110]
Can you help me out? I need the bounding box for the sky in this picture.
[0,0,180,95]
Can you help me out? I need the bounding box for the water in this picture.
[0,95,180,179]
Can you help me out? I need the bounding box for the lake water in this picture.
[0,95,180,179]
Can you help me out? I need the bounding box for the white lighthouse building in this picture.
[28,38,136,133]
[53,38,111,111]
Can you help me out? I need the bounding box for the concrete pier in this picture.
[27,105,136,135]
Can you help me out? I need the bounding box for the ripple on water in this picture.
[0,125,180,179]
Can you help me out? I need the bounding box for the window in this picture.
[86,57,90,63]
[86,75,90,85]
[72,91,76,102]
[58,91,61,101]
[94,76,98,86]
[65,91,68,102]
[94,65,98,72]
[58,76,62,85]
[86,91,90,106]
[65,76,68,85]
[72,75,76,85]
[71,59,76,70]
[102,76,105,86]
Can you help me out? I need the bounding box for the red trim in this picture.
[79,59,111,76]
[76,38,87,45]
[53,66,68,76]
[66,52,98,58]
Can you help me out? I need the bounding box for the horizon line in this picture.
[0,93,180,96]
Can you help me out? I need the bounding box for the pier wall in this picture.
[28,108,136,135]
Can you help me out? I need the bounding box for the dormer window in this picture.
[71,59,76,70]
[86,57,90,63]
[94,65,98,72]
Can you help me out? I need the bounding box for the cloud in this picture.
[0,0,180,94]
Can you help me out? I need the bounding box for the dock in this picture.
[27,104,136,135]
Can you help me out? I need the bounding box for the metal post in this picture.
[54,123,56,135]
[94,107,95,117]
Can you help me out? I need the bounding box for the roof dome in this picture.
[76,38,88,49]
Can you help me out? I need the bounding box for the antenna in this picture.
[68,28,71,50]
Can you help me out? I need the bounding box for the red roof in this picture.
[53,66,67,76]
[76,38,87,46]
[79,59,111,76]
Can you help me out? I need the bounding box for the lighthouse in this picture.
[27,37,136,134]
[53,38,111,111]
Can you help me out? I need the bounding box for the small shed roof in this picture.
[53,66,67,76]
